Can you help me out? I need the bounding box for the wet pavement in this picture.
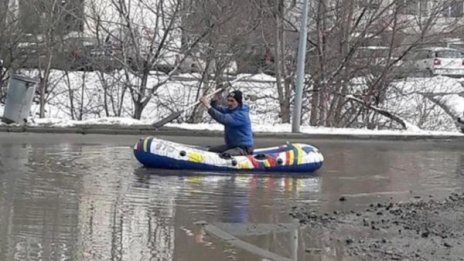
[0,133,462,260]
[292,193,464,261]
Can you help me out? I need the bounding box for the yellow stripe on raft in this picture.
[264,160,270,168]
[295,144,304,164]
[188,152,204,163]
[239,162,251,169]
[143,138,149,152]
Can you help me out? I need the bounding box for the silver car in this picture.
[405,47,464,77]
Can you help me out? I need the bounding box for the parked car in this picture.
[403,47,464,77]
[15,35,48,68]
[458,112,464,133]
[176,52,238,75]
[351,46,397,76]
[0,58,6,103]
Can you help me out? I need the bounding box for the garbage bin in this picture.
[2,74,38,124]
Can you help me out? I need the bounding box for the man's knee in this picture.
[209,145,228,153]
[223,147,246,157]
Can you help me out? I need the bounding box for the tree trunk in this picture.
[274,0,285,122]
[282,28,292,123]
[64,71,76,120]
[100,73,110,117]
[0,0,8,33]
[275,0,291,123]
[329,0,353,126]
[189,72,209,123]
[39,56,53,119]
[311,0,325,126]
[133,102,144,120]
[39,77,47,118]
[78,73,86,120]
[117,85,127,117]
[133,71,151,120]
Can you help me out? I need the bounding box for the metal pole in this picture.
[291,0,310,133]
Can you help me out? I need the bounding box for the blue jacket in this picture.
[207,103,253,149]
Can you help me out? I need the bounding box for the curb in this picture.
[0,125,463,141]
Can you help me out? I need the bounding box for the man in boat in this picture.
[200,89,254,157]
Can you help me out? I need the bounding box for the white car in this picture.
[405,47,464,77]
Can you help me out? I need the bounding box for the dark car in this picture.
[458,113,464,133]
[0,59,6,103]
[0,59,3,78]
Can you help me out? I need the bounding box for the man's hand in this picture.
[200,96,211,109]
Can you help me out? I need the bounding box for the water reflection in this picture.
[319,140,464,212]
[76,150,177,261]
[0,144,81,261]
[457,154,464,176]
[134,168,322,224]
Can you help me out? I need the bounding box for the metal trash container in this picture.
[2,74,38,124]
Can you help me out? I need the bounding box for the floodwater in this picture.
[0,133,462,261]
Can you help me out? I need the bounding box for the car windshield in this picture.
[436,50,461,58]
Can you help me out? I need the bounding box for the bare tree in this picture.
[15,0,85,118]
[304,0,462,129]
[83,0,231,119]
[179,0,260,123]
[271,0,298,123]
[0,1,24,103]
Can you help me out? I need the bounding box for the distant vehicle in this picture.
[403,47,464,77]
[0,58,4,81]
[63,36,122,71]
[177,53,238,75]
[15,35,48,68]
[458,112,464,133]
[352,46,397,76]
[0,58,5,103]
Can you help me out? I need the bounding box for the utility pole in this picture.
[291,0,309,133]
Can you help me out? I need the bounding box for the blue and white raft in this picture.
[133,137,324,173]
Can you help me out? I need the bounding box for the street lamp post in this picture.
[291,0,310,133]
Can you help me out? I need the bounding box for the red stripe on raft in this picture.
[247,155,260,168]
[267,156,277,167]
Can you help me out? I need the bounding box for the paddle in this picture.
[152,75,247,129]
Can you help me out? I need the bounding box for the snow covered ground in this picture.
[388,76,464,130]
[18,117,462,136]
[0,71,463,136]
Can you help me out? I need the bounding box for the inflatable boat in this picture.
[133,137,323,173]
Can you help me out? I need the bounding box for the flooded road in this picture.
[0,133,462,260]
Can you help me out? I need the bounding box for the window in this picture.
[423,50,432,59]
[398,0,416,15]
[63,0,85,32]
[18,0,84,34]
[412,50,430,60]
[441,0,464,17]
[398,0,429,16]
[436,50,462,58]
[419,0,429,16]
[357,0,381,9]
[19,1,42,34]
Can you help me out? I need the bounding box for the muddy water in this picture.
[0,134,462,260]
